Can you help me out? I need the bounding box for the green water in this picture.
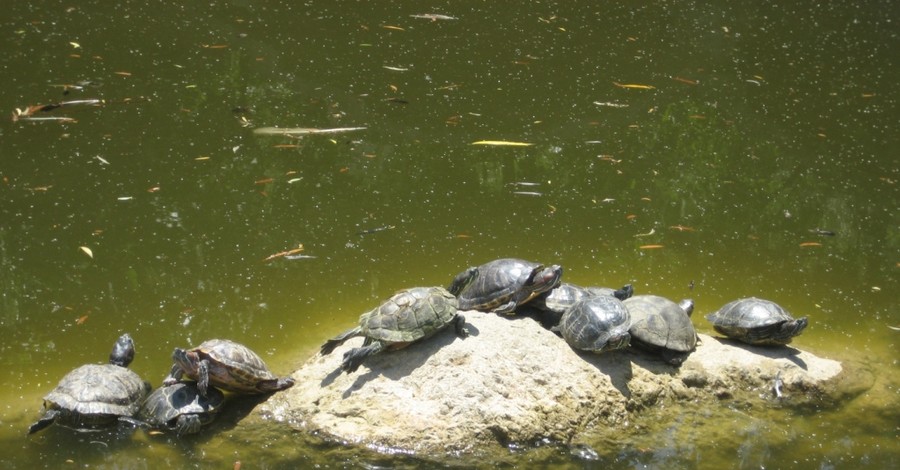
[1,0,897,468]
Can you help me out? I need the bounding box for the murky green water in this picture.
[1,1,897,468]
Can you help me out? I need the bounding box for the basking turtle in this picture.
[29,333,150,434]
[136,382,225,436]
[320,286,469,373]
[534,282,634,316]
[163,339,295,397]
[625,295,697,365]
[451,258,563,314]
[705,297,808,345]
[555,295,631,353]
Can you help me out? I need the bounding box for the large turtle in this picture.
[320,286,470,373]
[555,295,631,353]
[136,381,225,436]
[451,258,563,314]
[625,295,697,365]
[163,339,295,397]
[705,297,808,345]
[29,333,150,434]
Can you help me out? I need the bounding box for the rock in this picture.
[257,310,870,456]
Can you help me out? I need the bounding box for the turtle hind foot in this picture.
[320,327,362,355]
[341,342,385,374]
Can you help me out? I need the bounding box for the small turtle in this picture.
[533,282,634,316]
[29,333,150,434]
[555,295,631,353]
[164,339,295,397]
[136,382,225,436]
[625,295,697,365]
[320,286,469,373]
[705,297,808,345]
[451,258,563,314]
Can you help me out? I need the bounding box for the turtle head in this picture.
[679,299,695,317]
[529,264,563,295]
[448,267,479,296]
[109,333,136,367]
[171,348,199,375]
[613,284,634,301]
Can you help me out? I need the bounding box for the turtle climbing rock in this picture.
[451,258,563,314]
[29,333,150,434]
[136,381,225,436]
[555,295,631,353]
[164,339,295,397]
[705,297,808,345]
[624,295,697,365]
[320,286,469,373]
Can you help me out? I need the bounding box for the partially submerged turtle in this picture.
[625,295,697,365]
[29,333,150,434]
[164,339,295,397]
[705,297,808,345]
[555,295,631,353]
[452,258,563,314]
[136,382,225,436]
[320,286,469,373]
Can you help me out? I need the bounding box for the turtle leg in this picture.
[341,341,385,373]
[197,359,210,397]
[320,326,362,355]
[162,363,184,386]
[28,409,59,435]
[453,313,470,337]
[258,376,296,393]
[492,299,518,315]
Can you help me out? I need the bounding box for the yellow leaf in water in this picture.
[69,42,81,49]
[471,140,533,147]
[79,246,93,258]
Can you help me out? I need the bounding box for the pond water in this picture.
[1,0,897,468]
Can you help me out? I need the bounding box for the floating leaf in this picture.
[639,244,664,250]
[613,82,655,90]
[254,127,366,136]
[471,140,533,147]
[69,41,81,49]
[799,242,822,247]
[79,246,93,258]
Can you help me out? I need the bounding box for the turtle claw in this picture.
[454,314,469,337]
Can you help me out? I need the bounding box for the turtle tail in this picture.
[341,341,385,373]
[320,327,362,355]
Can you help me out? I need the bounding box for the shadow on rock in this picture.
[710,336,808,370]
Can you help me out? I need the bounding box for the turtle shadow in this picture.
[332,324,478,398]
[623,348,685,375]
[710,336,808,370]
[575,349,634,398]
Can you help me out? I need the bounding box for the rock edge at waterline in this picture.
[255,310,869,455]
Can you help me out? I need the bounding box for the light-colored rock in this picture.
[257,310,868,456]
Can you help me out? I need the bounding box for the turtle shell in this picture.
[360,286,460,344]
[177,339,292,394]
[41,363,149,429]
[456,258,563,314]
[138,382,225,435]
[625,295,697,364]
[705,297,808,345]
[557,295,631,353]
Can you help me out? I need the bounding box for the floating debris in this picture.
[79,246,93,259]
[409,13,458,21]
[671,76,699,85]
[264,244,305,262]
[612,82,655,90]
[809,228,836,236]
[357,225,396,236]
[471,140,533,147]
[593,101,629,108]
[799,242,823,247]
[382,65,409,71]
[635,228,656,237]
[253,127,367,136]
[12,99,103,122]
[512,191,542,197]
[639,244,664,250]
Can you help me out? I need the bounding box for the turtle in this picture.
[163,339,295,397]
[135,381,225,436]
[28,333,151,434]
[554,295,631,353]
[533,282,634,316]
[320,286,469,373]
[451,258,563,314]
[705,297,808,345]
[624,295,698,365]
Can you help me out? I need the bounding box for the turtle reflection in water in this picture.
[136,382,225,436]
[29,333,150,434]
[320,284,472,374]
[164,339,295,397]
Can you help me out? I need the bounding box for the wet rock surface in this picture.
[254,310,869,456]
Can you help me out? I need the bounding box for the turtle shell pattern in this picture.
[138,382,225,435]
[625,295,697,362]
[456,258,561,313]
[359,286,460,345]
[182,339,284,394]
[705,297,808,345]
[41,364,149,428]
[558,295,631,353]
